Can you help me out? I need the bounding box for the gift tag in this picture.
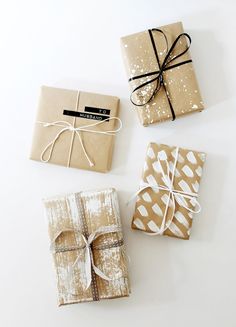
[63,106,110,121]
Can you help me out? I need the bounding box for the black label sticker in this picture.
[63,110,110,121]
[84,106,110,115]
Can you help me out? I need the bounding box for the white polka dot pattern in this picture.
[132,143,206,239]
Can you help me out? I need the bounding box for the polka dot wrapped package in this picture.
[132,143,206,239]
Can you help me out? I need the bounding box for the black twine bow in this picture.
[128,29,192,120]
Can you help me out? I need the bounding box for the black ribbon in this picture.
[128,29,192,121]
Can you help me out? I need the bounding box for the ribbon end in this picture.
[40,156,49,163]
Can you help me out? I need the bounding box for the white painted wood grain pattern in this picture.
[44,188,130,305]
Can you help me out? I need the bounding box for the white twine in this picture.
[36,89,122,168]
[37,117,122,167]
[129,147,201,235]
[51,225,122,291]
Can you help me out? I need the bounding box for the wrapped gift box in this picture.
[121,22,204,126]
[30,86,121,172]
[44,188,130,305]
[132,143,206,239]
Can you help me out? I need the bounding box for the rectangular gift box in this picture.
[132,143,206,239]
[30,86,120,172]
[44,188,130,305]
[121,22,204,126]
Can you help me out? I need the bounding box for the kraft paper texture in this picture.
[121,22,204,126]
[30,86,120,172]
[44,188,130,305]
[132,143,206,239]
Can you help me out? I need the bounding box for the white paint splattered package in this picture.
[121,22,204,126]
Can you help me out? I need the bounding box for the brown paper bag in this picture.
[121,22,204,126]
[30,86,120,172]
[132,143,206,239]
[44,188,130,305]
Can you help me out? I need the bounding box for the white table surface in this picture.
[0,0,235,326]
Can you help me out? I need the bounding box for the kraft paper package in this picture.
[30,86,121,172]
[44,188,130,305]
[131,143,206,239]
[121,22,204,126]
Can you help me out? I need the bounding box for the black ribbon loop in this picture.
[128,29,192,120]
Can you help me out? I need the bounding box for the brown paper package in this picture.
[30,86,120,172]
[121,22,204,126]
[44,188,130,305]
[132,143,206,239]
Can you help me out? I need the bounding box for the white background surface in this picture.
[0,0,235,326]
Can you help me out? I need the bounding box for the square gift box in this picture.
[132,143,206,239]
[30,86,121,172]
[44,188,130,305]
[121,22,204,126]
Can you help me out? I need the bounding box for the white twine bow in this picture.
[129,147,201,235]
[37,117,122,168]
[51,225,122,290]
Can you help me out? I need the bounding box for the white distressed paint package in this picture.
[44,188,130,305]
[132,143,206,239]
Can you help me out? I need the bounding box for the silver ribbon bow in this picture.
[51,225,122,290]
